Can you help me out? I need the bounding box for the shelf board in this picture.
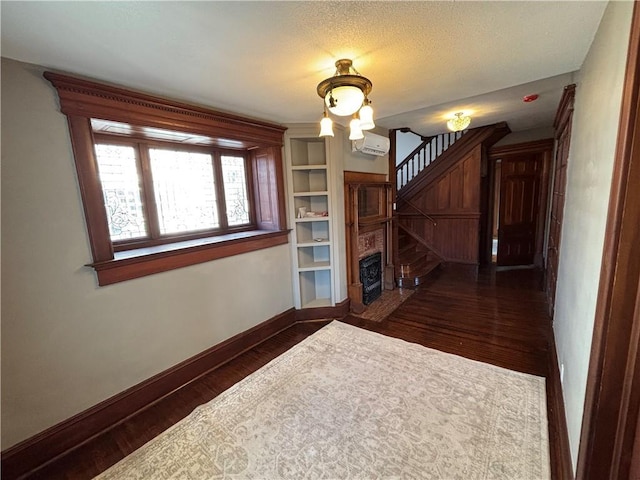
[295,216,330,222]
[293,191,329,197]
[297,241,330,247]
[298,261,331,271]
[301,297,332,309]
[291,165,327,170]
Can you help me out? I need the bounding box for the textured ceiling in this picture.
[1,1,607,136]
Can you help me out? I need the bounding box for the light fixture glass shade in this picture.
[349,117,364,140]
[326,86,365,116]
[358,103,375,130]
[319,114,334,137]
[447,112,471,132]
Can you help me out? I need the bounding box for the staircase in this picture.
[396,228,442,287]
[393,123,511,287]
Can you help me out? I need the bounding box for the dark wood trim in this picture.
[554,85,577,135]
[66,115,113,262]
[294,297,351,321]
[548,328,574,479]
[45,71,288,285]
[489,138,554,269]
[44,71,286,147]
[344,171,387,183]
[92,230,290,286]
[0,307,298,480]
[396,212,481,219]
[577,4,640,478]
[546,84,576,317]
[488,138,554,159]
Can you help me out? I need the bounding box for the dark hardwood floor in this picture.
[28,265,565,479]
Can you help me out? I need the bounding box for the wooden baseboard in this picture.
[1,308,297,480]
[547,328,574,479]
[294,298,350,321]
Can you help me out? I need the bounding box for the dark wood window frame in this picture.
[45,71,289,286]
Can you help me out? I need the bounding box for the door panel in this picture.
[497,154,541,266]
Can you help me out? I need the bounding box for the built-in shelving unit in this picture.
[285,130,335,309]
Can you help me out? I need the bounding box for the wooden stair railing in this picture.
[395,196,437,226]
[396,130,466,191]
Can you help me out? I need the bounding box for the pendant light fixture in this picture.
[317,59,374,137]
[447,112,471,132]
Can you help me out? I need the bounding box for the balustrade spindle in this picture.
[395,130,467,194]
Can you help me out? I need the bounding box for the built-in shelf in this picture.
[299,269,332,308]
[285,132,335,310]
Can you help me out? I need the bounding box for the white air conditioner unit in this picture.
[352,132,390,156]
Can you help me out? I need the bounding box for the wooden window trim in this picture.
[45,72,288,285]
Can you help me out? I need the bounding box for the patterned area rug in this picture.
[95,322,550,479]
[352,288,414,322]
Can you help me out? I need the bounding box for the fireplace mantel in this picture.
[344,171,394,313]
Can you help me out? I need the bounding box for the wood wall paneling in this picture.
[400,145,482,264]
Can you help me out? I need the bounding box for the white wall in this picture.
[1,58,294,449]
[395,130,423,165]
[552,1,633,469]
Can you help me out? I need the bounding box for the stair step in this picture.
[398,242,416,255]
[399,249,432,268]
[396,258,442,288]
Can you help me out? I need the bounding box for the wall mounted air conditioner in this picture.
[352,132,391,156]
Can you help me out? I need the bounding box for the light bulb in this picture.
[349,117,364,140]
[359,103,375,130]
[319,113,334,137]
[326,86,365,116]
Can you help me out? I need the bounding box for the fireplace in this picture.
[360,252,382,305]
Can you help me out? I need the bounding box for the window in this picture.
[45,71,288,285]
[93,137,253,251]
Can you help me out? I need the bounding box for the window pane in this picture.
[149,149,218,234]
[95,144,148,241]
[221,155,250,226]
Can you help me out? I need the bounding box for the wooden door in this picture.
[497,153,541,266]
[546,85,575,316]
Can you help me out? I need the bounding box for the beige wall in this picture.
[552,0,633,469]
[1,58,294,449]
[493,126,555,147]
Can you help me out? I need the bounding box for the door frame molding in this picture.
[577,3,640,478]
[487,138,554,267]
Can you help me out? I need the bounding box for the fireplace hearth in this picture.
[360,252,382,305]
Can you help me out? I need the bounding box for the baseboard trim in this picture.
[294,298,350,321]
[547,327,574,479]
[1,307,297,480]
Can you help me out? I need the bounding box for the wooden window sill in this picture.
[89,229,290,286]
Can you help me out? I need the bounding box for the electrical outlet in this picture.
[560,363,565,385]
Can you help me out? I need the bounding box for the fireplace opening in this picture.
[360,252,382,305]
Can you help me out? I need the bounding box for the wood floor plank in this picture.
[27,266,566,479]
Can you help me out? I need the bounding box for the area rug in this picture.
[352,288,414,322]
[95,321,550,479]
